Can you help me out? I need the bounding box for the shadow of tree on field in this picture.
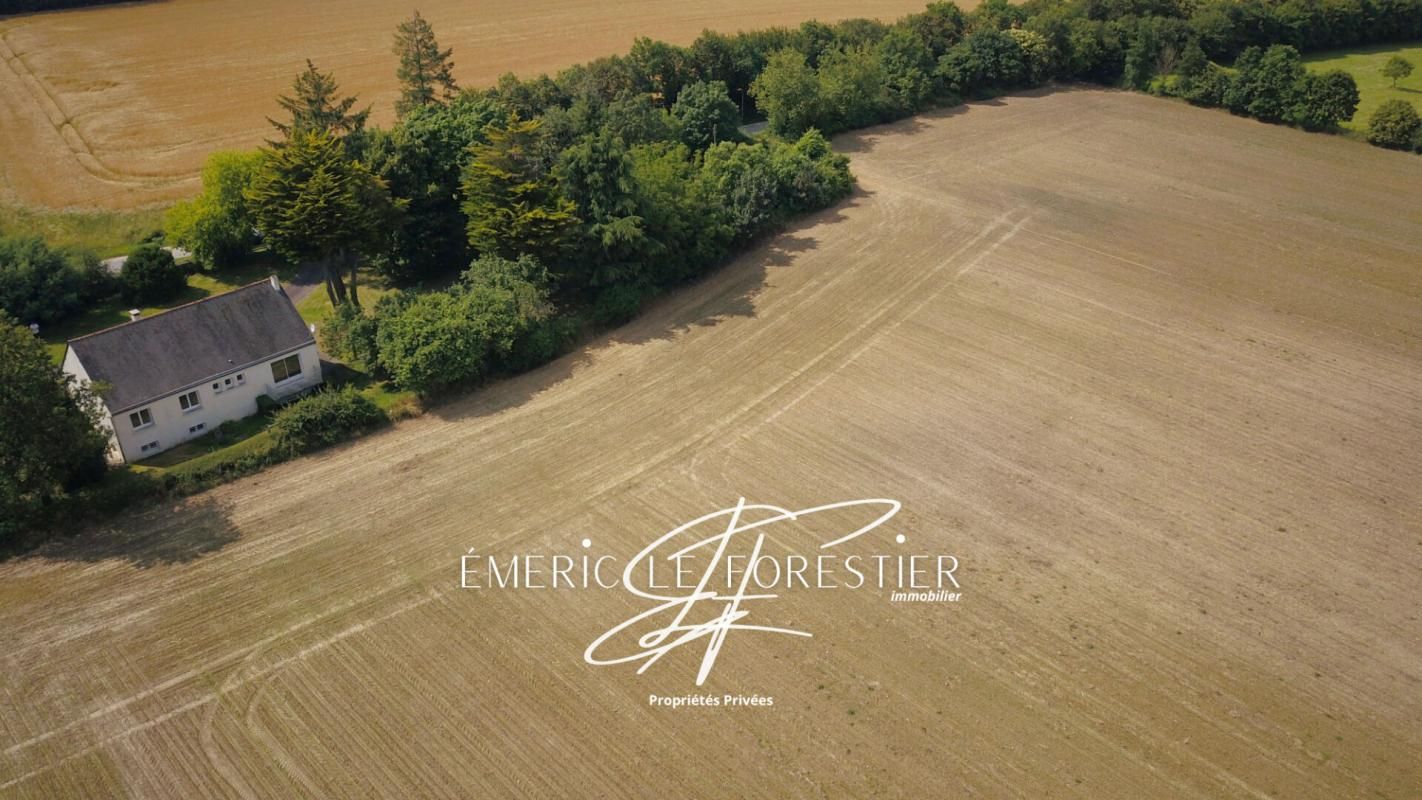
[429,186,869,425]
[834,83,1101,157]
[5,497,240,568]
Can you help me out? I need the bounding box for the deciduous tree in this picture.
[671,80,743,150]
[165,150,265,269]
[1366,99,1422,150]
[750,49,822,137]
[121,243,186,306]
[0,319,108,540]
[1381,55,1413,87]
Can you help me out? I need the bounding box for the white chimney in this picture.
[269,274,281,292]
[128,309,141,322]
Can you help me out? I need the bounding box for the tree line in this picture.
[6,0,1421,541]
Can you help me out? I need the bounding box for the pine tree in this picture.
[461,116,578,265]
[246,131,398,307]
[393,11,458,117]
[269,60,370,143]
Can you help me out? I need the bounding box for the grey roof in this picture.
[67,279,314,413]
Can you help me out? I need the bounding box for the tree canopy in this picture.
[246,130,398,306]
[461,116,579,265]
[165,150,266,270]
[0,319,108,541]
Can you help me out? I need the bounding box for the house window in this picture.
[212,382,222,393]
[189,422,206,434]
[129,408,153,429]
[236,373,245,385]
[140,441,160,453]
[178,390,201,412]
[271,354,302,384]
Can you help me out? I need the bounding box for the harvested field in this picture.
[0,0,932,210]
[3,89,1422,798]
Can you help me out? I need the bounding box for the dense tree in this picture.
[628,37,692,107]
[750,49,822,137]
[0,235,109,327]
[247,131,399,306]
[1366,99,1422,150]
[817,46,892,131]
[903,2,967,59]
[1223,45,1306,122]
[374,280,548,394]
[698,141,783,243]
[393,10,458,117]
[554,130,648,288]
[875,26,938,113]
[0,319,108,540]
[121,243,186,306]
[769,129,853,213]
[937,29,1029,96]
[463,253,551,293]
[1381,55,1413,87]
[461,116,580,264]
[269,60,371,145]
[602,94,680,146]
[1290,69,1359,130]
[671,80,743,150]
[164,150,265,270]
[364,95,505,284]
[629,142,732,282]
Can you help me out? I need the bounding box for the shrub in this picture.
[61,467,167,523]
[591,283,644,326]
[1290,70,1358,131]
[375,284,540,394]
[166,431,279,493]
[320,301,381,366]
[268,388,386,456]
[0,235,111,327]
[121,243,186,306]
[386,394,425,421]
[1366,100,1422,151]
[506,313,578,371]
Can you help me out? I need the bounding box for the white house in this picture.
[62,276,322,463]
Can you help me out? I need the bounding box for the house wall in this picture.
[62,346,121,462]
[101,342,322,463]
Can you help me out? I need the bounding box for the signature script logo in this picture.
[583,498,901,686]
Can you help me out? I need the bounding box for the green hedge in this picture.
[268,388,387,457]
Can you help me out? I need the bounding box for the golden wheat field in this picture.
[0,0,934,210]
[2,89,1420,798]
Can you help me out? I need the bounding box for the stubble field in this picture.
[2,89,1421,798]
[0,0,931,210]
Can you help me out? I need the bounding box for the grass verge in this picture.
[1303,42,1422,133]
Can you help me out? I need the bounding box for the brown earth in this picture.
[3,89,1421,798]
[0,0,935,210]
